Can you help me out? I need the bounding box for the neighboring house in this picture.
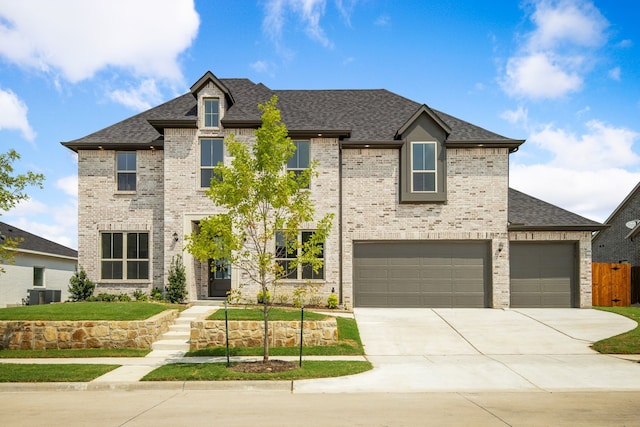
[0,222,78,307]
[592,182,640,265]
[62,70,604,309]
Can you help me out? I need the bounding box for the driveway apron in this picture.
[294,308,640,393]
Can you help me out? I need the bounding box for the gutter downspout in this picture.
[338,143,343,305]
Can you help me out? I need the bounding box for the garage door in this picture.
[353,241,490,308]
[510,242,576,308]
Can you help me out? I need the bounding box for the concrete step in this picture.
[152,339,190,351]
[163,330,190,339]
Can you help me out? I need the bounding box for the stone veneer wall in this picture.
[189,318,338,350]
[0,310,178,350]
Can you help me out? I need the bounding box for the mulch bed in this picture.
[229,360,298,373]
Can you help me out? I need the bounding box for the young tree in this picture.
[186,96,333,363]
[165,254,187,303]
[0,149,45,271]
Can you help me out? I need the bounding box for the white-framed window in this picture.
[33,267,44,287]
[275,230,324,280]
[411,141,437,192]
[116,152,136,191]
[204,98,220,127]
[101,232,149,280]
[287,141,310,188]
[200,138,224,188]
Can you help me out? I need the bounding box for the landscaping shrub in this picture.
[67,268,95,302]
[151,287,164,301]
[327,293,338,309]
[133,290,148,302]
[257,289,271,304]
[165,255,187,303]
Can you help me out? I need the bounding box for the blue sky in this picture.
[1,0,639,249]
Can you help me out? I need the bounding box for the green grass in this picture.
[208,307,328,321]
[0,348,150,358]
[593,306,640,354]
[0,364,120,382]
[0,302,182,321]
[185,316,364,357]
[142,360,372,381]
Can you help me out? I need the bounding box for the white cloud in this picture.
[529,0,608,49]
[510,120,640,222]
[108,79,163,112]
[0,88,36,141]
[263,0,334,49]
[0,0,199,107]
[503,53,583,99]
[608,67,621,81]
[500,106,529,127]
[374,14,390,27]
[55,175,78,198]
[501,0,609,100]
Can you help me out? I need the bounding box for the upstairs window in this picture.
[200,139,224,188]
[411,142,436,192]
[204,98,220,127]
[287,141,310,188]
[116,152,136,192]
[101,232,149,280]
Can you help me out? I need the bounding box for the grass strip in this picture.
[185,316,364,357]
[208,307,328,321]
[0,348,150,358]
[0,364,120,382]
[0,302,182,321]
[593,306,640,354]
[142,360,372,381]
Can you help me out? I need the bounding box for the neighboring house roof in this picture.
[62,72,523,151]
[0,222,78,259]
[592,181,640,240]
[508,189,606,231]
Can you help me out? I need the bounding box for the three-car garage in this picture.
[352,240,578,308]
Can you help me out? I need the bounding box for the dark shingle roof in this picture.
[508,188,605,231]
[62,73,522,149]
[0,222,78,259]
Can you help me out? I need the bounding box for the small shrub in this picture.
[257,289,271,304]
[133,290,148,301]
[68,268,95,302]
[292,287,307,308]
[117,293,132,302]
[88,293,117,302]
[165,255,187,303]
[226,288,243,305]
[327,293,339,309]
[151,287,164,301]
[274,293,290,305]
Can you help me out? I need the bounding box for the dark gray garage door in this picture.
[353,241,490,308]
[510,242,577,308]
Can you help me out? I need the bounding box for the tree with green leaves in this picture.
[0,149,45,271]
[165,254,187,303]
[186,95,333,363]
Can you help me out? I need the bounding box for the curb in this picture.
[0,380,294,392]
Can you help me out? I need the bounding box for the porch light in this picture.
[173,232,179,242]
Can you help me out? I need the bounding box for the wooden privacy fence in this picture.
[632,267,640,305]
[592,262,631,306]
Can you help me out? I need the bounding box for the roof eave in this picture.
[147,119,197,133]
[508,224,608,232]
[341,140,404,149]
[447,139,525,153]
[60,140,164,152]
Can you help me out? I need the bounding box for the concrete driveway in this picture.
[294,308,640,393]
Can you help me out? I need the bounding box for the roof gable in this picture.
[396,104,451,138]
[190,70,235,104]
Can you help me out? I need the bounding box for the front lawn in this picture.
[0,364,120,382]
[0,302,182,321]
[593,306,640,354]
[142,360,372,381]
[208,307,328,321]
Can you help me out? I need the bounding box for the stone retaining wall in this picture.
[190,319,338,350]
[0,310,179,350]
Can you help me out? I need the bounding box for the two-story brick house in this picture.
[62,71,604,308]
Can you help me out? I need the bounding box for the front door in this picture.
[208,259,231,297]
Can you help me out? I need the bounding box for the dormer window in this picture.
[411,142,436,192]
[204,98,220,127]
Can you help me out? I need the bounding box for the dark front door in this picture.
[208,259,231,297]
